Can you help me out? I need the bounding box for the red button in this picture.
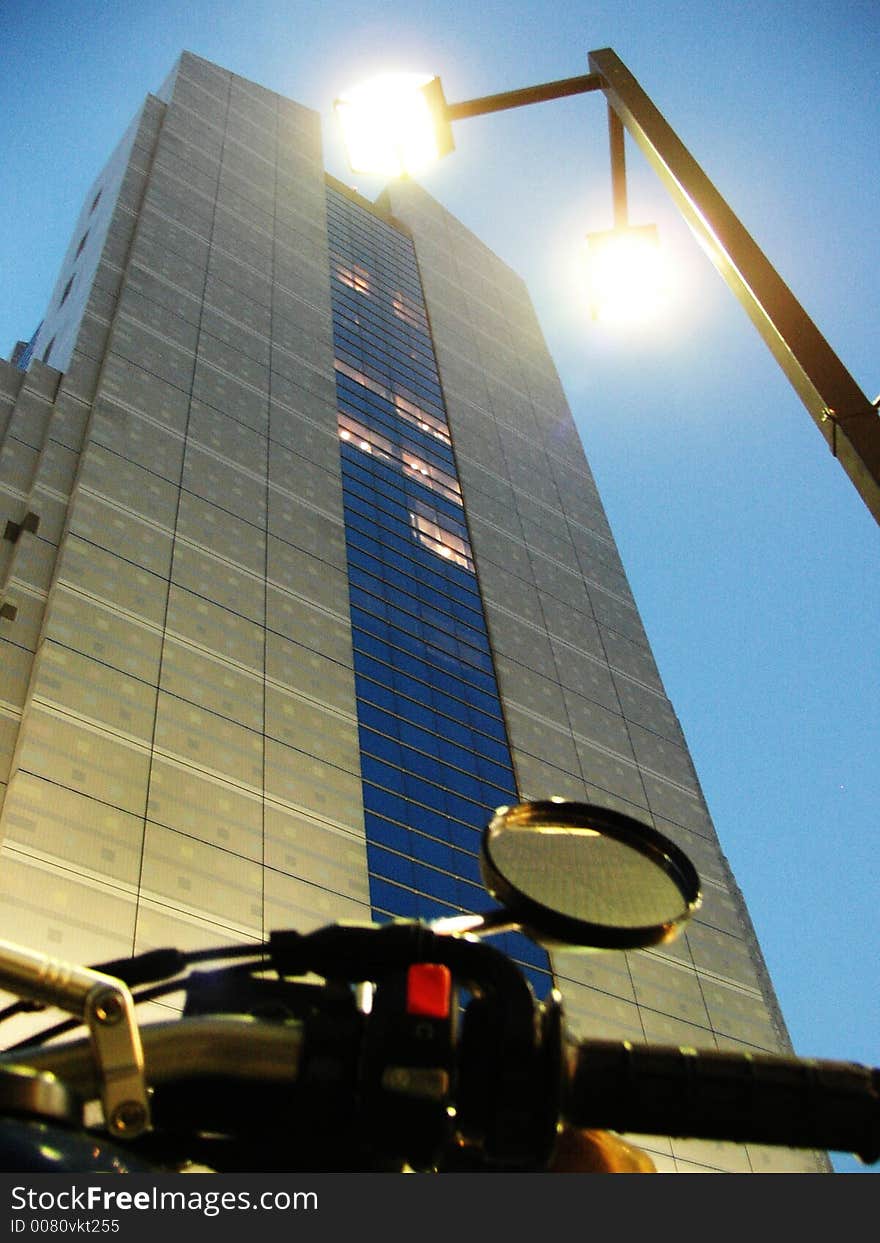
[406,963,452,1018]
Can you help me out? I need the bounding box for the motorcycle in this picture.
[0,800,875,1173]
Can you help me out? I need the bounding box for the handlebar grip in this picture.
[564,1038,880,1163]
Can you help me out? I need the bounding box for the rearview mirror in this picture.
[479,800,702,950]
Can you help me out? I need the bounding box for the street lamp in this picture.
[334,73,453,177]
[335,48,880,524]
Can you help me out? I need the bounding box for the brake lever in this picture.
[0,937,150,1139]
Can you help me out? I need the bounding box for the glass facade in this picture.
[327,185,549,994]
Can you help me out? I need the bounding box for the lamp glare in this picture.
[586,224,668,325]
[335,74,446,177]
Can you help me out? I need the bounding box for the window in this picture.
[392,291,426,330]
[336,359,451,446]
[410,511,473,572]
[89,188,103,214]
[59,275,75,308]
[338,411,461,504]
[75,230,89,258]
[393,392,450,446]
[338,412,393,460]
[334,260,371,294]
[401,452,461,503]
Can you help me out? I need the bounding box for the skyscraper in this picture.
[0,51,826,1172]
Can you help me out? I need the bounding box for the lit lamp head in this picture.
[334,74,455,178]
[585,222,667,325]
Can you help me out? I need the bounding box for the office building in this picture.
[0,52,826,1171]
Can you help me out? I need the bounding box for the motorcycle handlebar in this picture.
[0,1018,305,1098]
[7,1017,879,1166]
[564,1037,880,1165]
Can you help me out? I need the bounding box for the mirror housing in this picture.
[479,800,702,950]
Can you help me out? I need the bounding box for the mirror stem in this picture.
[429,910,522,939]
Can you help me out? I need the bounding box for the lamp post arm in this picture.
[587,47,880,524]
[607,106,629,229]
[444,73,604,122]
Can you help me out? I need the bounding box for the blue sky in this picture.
[1,0,877,1173]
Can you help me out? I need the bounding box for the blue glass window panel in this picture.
[370,879,471,926]
[388,743,449,788]
[440,788,498,830]
[343,519,482,596]
[362,784,428,830]
[342,455,468,531]
[520,966,553,1000]
[496,931,556,974]
[344,520,475,595]
[336,380,451,445]
[397,720,449,762]
[362,787,405,822]
[332,283,433,334]
[338,400,457,472]
[420,869,470,907]
[334,316,434,363]
[440,715,486,751]
[368,845,485,911]
[340,461,468,544]
[332,303,438,360]
[440,740,515,790]
[353,647,506,723]
[363,814,413,857]
[345,535,482,613]
[364,794,479,849]
[329,188,550,978]
[367,843,415,888]
[336,352,444,405]
[336,368,443,419]
[369,717,513,788]
[341,492,468,552]
[362,754,493,833]
[338,362,447,417]
[475,753,517,788]
[420,840,481,886]
[346,508,472,571]
[349,585,390,623]
[443,821,483,854]
[370,878,423,920]
[390,694,437,734]
[358,725,403,766]
[362,793,479,852]
[351,624,498,698]
[353,675,397,714]
[359,754,407,793]
[351,626,392,664]
[335,346,445,415]
[403,769,451,808]
[408,834,457,874]
[343,509,477,586]
[352,562,482,632]
[344,490,412,533]
[350,582,490,659]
